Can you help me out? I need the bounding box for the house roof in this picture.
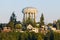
[27,24,33,29]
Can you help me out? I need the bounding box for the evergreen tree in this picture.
[7,12,16,29]
[40,13,44,27]
[10,12,16,22]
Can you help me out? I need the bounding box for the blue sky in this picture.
[0,0,60,24]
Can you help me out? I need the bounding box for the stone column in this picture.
[24,14,26,21]
[34,13,35,23]
[28,12,30,19]
[31,13,33,20]
[26,12,27,21]
[23,13,25,23]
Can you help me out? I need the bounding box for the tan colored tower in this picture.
[22,7,38,24]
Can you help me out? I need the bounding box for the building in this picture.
[22,7,38,25]
[27,24,39,33]
[2,27,11,32]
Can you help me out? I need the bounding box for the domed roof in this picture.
[22,7,38,14]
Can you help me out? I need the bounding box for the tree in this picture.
[7,21,14,29]
[23,16,35,27]
[57,19,60,29]
[40,13,44,27]
[37,35,43,40]
[7,12,17,29]
[49,31,54,40]
[15,24,22,29]
[10,12,16,22]
[53,21,57,29]
[48,23,53,26]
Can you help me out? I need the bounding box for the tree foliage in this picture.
[25,17,35,27]
[7,21,14,29]
[40,13,45,27]
[0,32,44,40]
[15,24,22,29]
[48,23,53,26]
[7,12,17,29]
[57,19,60,29]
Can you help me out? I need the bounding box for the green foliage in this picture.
[0,32,44,40]
[37,35,43,40]
[7,21,14,29]
[6,12,17,30]
[25,17,35,27]
[48,23,53,26]
[0,31,60,40]
[44,30,60,40]
[18,32,27,40]
[57,19,60,29]
[54,32,60,40]
[0,32,20,40]
[10,12,16,22]
[15,24,22,29]
[40,13,45,26]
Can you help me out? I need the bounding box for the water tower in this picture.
[22,7,38,24]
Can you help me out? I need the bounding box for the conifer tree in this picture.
[40,13,44,27]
